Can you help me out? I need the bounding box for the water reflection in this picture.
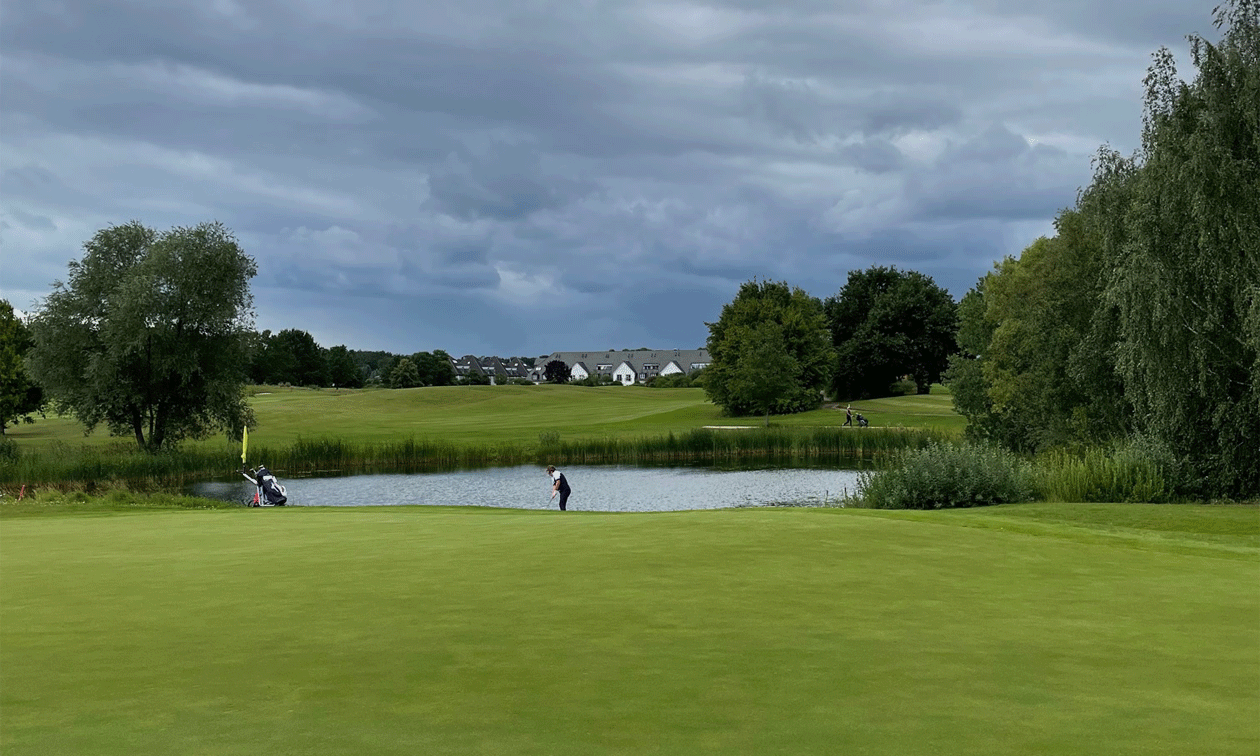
[190,464,862,512]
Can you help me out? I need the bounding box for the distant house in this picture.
[451,355,486,380]
[447,355,537,384]
[612,361,636,385]
[531,349,710,385]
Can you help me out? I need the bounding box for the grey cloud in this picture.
[905,124,1087,222]
[429,265,502,291]
[837,139,905,174]
[4,208,57,232]
[861,98,963,137]
[0,0,1199,356]
[425,145,584,221]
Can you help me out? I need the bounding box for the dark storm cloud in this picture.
[0,0,1207,354]
[908,124,1085,222]
[425,143,596,222]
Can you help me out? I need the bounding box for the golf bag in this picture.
[243,465,288,507]
[856,414,869,428]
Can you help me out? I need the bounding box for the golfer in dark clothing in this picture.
[547,465,571,511]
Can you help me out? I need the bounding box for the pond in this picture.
[189,464,865,512]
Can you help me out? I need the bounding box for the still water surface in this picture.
[190,465,863,512]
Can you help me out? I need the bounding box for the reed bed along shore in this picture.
[0,427,946,493]
[542,426,947,465]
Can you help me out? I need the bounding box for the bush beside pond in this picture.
[852,442,1036,509]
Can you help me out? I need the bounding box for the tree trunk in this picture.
[132,407,146,449]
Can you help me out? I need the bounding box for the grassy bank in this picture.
[4,384,963,453]
[2,502,1256,755]
[1,386,960,488]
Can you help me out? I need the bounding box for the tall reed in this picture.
[1035,439,1180,503]
[543,427,947,465]
[2,427,946,492]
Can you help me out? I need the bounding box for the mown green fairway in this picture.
[3,503,1256,755]
[6,384,964,454]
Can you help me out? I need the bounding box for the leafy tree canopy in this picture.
[705,279,833,416]
[543,360,569,384]
[326,345,364,389]
[26,221,257,451]
[946,1,1259,497]
[726,322,802,425]
[413,351,456,387]
[0,300,45,434]
[824,266,958,400]
[389,357,421,389]
[271,329,328,387]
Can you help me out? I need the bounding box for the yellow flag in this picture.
[241,426,248,465]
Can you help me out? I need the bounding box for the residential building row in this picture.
[449,349,711,385]
[527,349,711,385]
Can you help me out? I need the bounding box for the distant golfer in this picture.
[547,465,571,511]
[844,404,853,426]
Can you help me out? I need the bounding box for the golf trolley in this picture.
[242,465,288,507]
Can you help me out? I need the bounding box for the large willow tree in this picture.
[27,221,258,451]
[1103,0,1260,496]
[950,1,1258,497]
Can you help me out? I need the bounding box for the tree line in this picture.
[243,329,462,390]
[701,269,958,425]
[945,1,1258,499]
[702,2,1256,496]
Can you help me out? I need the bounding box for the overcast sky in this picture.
[1,0,1208,357]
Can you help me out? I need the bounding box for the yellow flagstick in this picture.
[241,426,248,467]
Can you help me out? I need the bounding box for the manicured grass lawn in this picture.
[7,384,963,454]
[3,503,1256,755]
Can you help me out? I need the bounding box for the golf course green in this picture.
[2,502,1257,755]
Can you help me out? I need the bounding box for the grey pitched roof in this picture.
[540,349,709,374]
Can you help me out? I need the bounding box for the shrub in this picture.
[648,373,696,388]
[852,441,1035,509]
[1035,436,1186,503]
[888,379,917,396]
[570,374,617,387]
[0,436,18,464]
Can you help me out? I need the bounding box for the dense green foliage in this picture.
[26,221,257,451]
[388,357,422,388]
[543,359,569,384]
[948,3,1259,498]
[322,345,361,388]
[824,266,958,399]
[1036,437,1183,504]
[726,322,801,425]
[0,300,45,434]
[852,436,1194,509]
[268,328,329,386]
[647,368,706,388]
[853,442,1035,509]
[705,280,834,416]
[248,330,373,388]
